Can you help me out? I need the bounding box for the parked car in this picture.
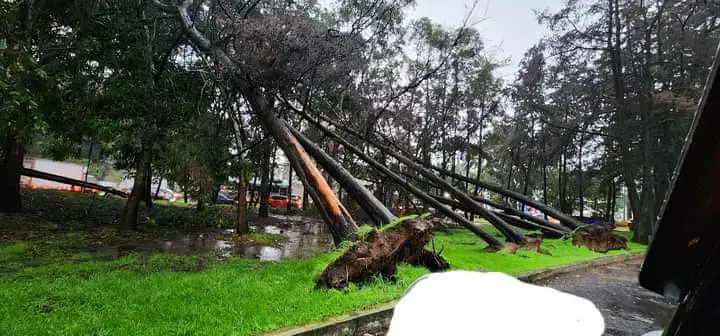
[267,195,289,208]
[216,191,235,205]
[153,187,176,201]
[266,194,302,209]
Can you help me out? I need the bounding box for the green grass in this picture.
[0,228,646,336]
[0,190,647,335]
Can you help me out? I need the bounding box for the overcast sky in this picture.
[406,0,563,83]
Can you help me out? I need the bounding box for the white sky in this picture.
[406,0,563,83]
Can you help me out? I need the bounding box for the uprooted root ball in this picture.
[316,220,449,289]
[571,225,627,253]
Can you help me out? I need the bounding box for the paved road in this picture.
[538,259,678,336]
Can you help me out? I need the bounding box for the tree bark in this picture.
[259,140,271,218]
[250,111,357,245]
[121,141,151,229]
[432,195,568,237]
[607,0,643,241]
[143,158,153,208]
[0,134,25,213]
[295,110,526,244]
[302,188,309,211]
[542,164,549,218]
[22,168,128,197]
[289,125,396,225]
[174,0,369,244]
[297,114,503,247]
[236,165,249,234]
[302,108,583,230]
[578,137,584,218]
[400,169,571,234]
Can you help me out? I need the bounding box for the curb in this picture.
[263,251,646,336]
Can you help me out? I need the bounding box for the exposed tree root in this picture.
[489,234,551,255]
[316,220,449,289]
[571,225,628,253]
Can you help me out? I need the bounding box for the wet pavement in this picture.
[95,214,334,261]
[537,259,678,336]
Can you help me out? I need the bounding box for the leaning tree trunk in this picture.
[288,125,396,226]
[304,110,582,230]
[175,5,357,245]
[294,109,526,244]
[295,114,503,248]
[431,195,568,238]
[0,134,25,214]
[122,140,152,229]
[396,166,571,234]
[253,113,357,244]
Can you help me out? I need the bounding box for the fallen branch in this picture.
[22,168,128,197]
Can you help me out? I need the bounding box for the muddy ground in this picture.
[92,214,335,260]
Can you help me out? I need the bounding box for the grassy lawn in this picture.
[0,190,646,336]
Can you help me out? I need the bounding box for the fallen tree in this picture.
[290,109,503,248]
[288,125,396,226]
[300,107,583,230]
[22,168,129,197]
[431,195,567,238]
[395,167,571,235]
[287,102,527,244]
[316,219,449,289]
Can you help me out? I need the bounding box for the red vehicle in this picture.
[266,194,302,208]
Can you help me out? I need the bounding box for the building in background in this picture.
[21,157,87,192]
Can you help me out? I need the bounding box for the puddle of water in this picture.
[95,215,334,261]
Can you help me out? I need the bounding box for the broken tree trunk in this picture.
[175,2,357,245]
[288,124,396,226]
[289,106,524,244]
[255,112,357,245]
[307,109,583,230]
[292,115,502,248]
[316,219,449,289]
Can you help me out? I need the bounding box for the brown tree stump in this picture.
[316,220,449,289]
